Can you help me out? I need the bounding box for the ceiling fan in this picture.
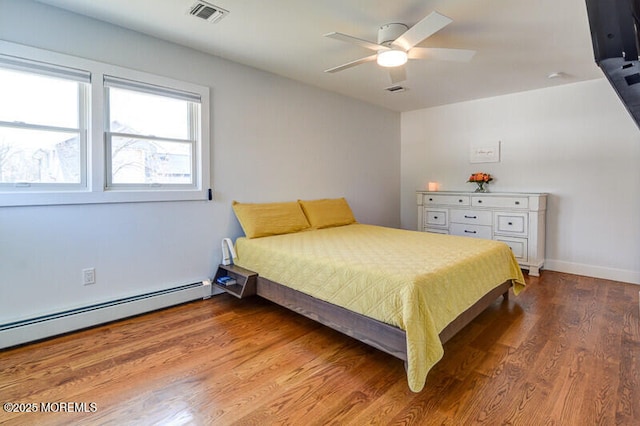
[324,11,475,84]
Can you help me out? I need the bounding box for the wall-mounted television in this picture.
[585,0,640,129]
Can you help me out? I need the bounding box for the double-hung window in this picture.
[104,76,201,189]
[0,55,89,190]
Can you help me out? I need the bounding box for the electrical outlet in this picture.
[83,268,96,285]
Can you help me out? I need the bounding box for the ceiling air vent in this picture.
[188,1,229,23]
[385,85,406,93]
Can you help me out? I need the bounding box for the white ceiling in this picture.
[35,0,603,112]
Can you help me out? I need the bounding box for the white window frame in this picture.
[104,75,201,191]
[0,41,210,207]
[0,55,90,191]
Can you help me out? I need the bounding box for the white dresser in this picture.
[416,191,547,276]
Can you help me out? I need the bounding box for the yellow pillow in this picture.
[232,201,310,238]
[298,198,356,229]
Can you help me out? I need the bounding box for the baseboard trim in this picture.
[0,282,211,349]
[544,259,640,285]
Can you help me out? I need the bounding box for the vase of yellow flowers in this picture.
[467,172,493,192]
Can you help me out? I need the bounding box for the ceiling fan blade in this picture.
[324,54,377,73]
[388,66,407,84]
[324,32,387,52]
[392,11,453,51]
[409,47,476,62]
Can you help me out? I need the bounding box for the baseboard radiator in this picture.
[0,281,212,349]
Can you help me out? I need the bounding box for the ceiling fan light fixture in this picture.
[377,49,408,67]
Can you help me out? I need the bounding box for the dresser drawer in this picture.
[450,209,492,226]
[472,196,529,209]
[495,236,528,262]
[494,212,528,236]
[426,228,449,235]
[450,223,492,239]
[424,209,447,227]
[424,194,470,206]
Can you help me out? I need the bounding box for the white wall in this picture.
[0,1,400,324]
[401,79,640,284]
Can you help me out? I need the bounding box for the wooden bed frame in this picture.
[255,276,511,363]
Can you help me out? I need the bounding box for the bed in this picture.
[230,198,526,392]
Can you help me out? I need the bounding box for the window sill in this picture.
[0,188,210,207]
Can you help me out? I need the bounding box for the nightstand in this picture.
[213,264,258,299]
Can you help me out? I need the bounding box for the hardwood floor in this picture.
[1,271,639,425]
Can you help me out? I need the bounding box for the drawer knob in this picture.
[429,198,433,201]
[464,230,477,234]
[434,216,438,219]
[515,201,520,205]
[508,222,513,225]
[464,215,477,219]
[458,199,463,203]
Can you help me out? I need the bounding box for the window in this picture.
[0,58,89,189]
[0,41,210,207]
[104,76,201,189]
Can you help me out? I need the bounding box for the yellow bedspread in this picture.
[234,224,525,392]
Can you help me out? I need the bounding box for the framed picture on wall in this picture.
[470,142,500,163]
